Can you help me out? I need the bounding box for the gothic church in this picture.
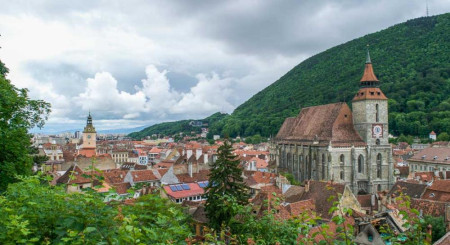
[273,51,394,194]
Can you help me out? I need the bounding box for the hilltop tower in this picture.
[352,49,393,192]
[82,112,97,150]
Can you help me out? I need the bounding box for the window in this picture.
[377,153,382,178]
[376,104,379,122]
[340,154,345,165]
[340,170,344,180]
[322,154,326,179]
[376,139,380,145]
[377,185,381,191]
[358,155,364,173]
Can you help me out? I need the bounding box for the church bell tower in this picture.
[352,49,388,146]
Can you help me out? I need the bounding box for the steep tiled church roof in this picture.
[276,102,365,146]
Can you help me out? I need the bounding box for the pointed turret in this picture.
[83,112,96,133]
[353,49,387,102]
[360,49,379,84]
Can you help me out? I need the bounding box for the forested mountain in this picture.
[128,112,227,139]
[131,14,450,139]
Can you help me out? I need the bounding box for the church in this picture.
[273,51,394,194]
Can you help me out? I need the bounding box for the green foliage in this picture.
[128,112,227,139]
[0,176,191,244]
[424,215,446,243]
[437,132,450,141]
[0,63,51,191]
[280,172,301,186]
[205,139,249,230]
[244,134,267,144]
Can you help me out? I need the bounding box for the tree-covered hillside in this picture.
[132,14,450,139]
[129,112,227,139]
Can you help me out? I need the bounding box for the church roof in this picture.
[360,63,379,82]
[276,102,365,146]
[352,87,388,101]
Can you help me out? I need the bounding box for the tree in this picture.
[205,139,249,230]
[437,132,450,141]
[0,64,51,191]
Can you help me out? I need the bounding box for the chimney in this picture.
[188,161,193,178]
[196,149,202,160]
[426,224,432,244]
[187,149,192,160]
[305,181,310,192]
[203,153,208,164]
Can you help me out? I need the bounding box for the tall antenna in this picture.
[426,0,429,17]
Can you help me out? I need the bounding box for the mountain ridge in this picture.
[131,14,450,139]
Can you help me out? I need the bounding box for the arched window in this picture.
[287,153,291,169]
[376,139,380,145]
[340,154,345,165]
[376,104,379,122]
[377,153,382,178]
[358,155,364,173]
[340,170,344,180]
[322,153,326,180]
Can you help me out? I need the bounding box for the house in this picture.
[430,131,437,141]
[162,182,208,204]
[55,164,100,193]
[408,146,450,173]
[124,169,161,187]
[421,180,450,202]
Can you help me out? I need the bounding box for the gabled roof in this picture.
[300,181,346,220]
[56,164,93,184]
[129,170,160,182]
[276,103,365,147]
[388,181,427,199]
[409,147,450,164]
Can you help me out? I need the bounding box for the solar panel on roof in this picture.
[175,185,183,191]
[204,181,209,187]
[181,184,190,190]
[169,186,177,192]
[198,181,206,188]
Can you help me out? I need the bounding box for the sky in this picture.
[1,0,450,133]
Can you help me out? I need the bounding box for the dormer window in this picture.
[370,92,375,95]
[422,155,426,159]
[433,156,438,160]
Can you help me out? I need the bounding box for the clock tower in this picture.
[82,112,97,149]
[352,49,393,192]
[352,49,388,146]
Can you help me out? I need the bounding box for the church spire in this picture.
[360,46,379,85]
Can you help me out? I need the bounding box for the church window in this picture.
[340,170,344,180]
[322,154,326,179]
[376,104,379,122]
[376,139,380,145]
[377,153,382,178]
[358,155,364,173]
[340,154,345,165]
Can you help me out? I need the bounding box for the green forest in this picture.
[131,14,450,140]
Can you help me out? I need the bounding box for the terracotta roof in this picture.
[300,181,345,220]
[430,131,436,135]
[176,170,210,183]
[276,103,365,147]
[388,181,427,199]
[163,183,205,199]
[284,185,305,203]
[409,147,450,165]
[356,194,378,211]
[360,63,379,82]
[352,87,388,101]
[113,182,131,195]
[422,180,450,202]
[56,165,94,185]
[411,198,446,217]
[130,170,160,182]
[305,216,355,244]
[103,169,128,184]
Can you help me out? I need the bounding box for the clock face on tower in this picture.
[372,124,383,138]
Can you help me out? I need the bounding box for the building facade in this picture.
[273,51,394,194]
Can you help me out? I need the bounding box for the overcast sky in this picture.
[1,0,450,133]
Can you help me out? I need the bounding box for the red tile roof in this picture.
[276,103,365,147]
[163,183,205,199]
[130,170,160,182]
